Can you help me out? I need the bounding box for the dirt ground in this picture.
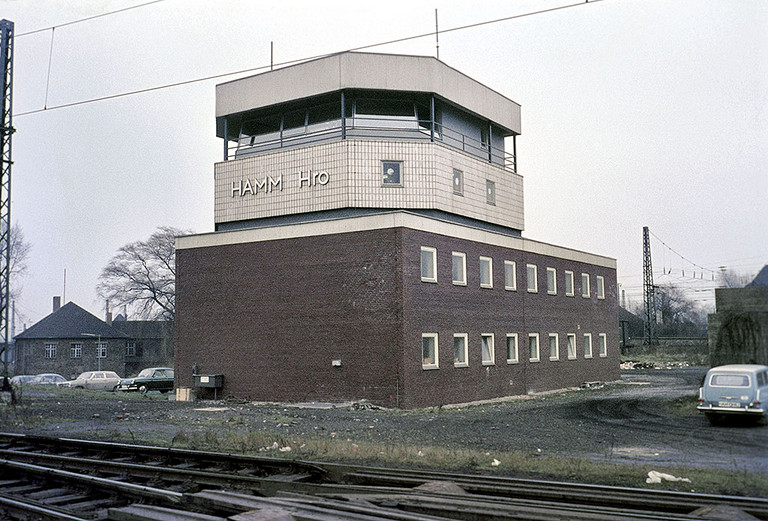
[3,367,767,476]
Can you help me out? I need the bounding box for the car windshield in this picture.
[710,374,750,387]
[137,369,154,378]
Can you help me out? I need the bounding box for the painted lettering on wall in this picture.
[231,170,330,197]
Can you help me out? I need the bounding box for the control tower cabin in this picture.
[175,52,618,408]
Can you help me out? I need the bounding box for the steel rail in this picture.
[1,432,767,520]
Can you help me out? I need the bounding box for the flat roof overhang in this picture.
[216,52,521,137]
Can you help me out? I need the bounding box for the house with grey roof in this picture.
[14,298,174,380]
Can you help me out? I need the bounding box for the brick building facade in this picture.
[174,52,619,407]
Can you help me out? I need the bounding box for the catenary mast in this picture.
[0,20,14,377]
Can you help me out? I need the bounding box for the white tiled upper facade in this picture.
[215,140,524,230]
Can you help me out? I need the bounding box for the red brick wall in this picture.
[175,228,404,405]
[399,229,619,408]
[175,226,619,408]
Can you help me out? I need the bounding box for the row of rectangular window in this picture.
[422,247,605,299]
[382,164,497,205]
[422,332,608,369]
[43,341,137,359]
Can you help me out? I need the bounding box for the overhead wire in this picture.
[15,0,604,118]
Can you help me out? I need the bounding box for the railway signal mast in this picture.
[0,19,14,377]
[642,226,657,345]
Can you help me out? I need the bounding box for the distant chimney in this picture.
[105,299,112,325]
[53,296,61,313]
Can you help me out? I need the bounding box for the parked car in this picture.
[697,364,768,425]
[28,373,67,385]
[9,375,36,387]
[116,367,174,393]
[58,371,122,391]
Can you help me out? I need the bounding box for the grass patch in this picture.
[95,426,768,498]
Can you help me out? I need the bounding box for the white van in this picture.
[697,364,768,425]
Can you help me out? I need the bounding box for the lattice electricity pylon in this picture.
[642,226,657,345]
[0,20,14,376]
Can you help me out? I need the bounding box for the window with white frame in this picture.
[547,267,557,295]
[480,256,493,288]
[126,341,136,357]
[453,334,468,367]
[528,333,540,362]
[506,334,518,363]
[420,247,437,283]
[422,333,439,369]
[481,334,495,365]
[44,342,57,359]
[452,252,467,286]
[598,333,608,357]
[549,334,559,360]
[97,342,107,359]
[565,271,575,296]
[381,160,402,186]
[567,334,577,359]
[582,273,591,298]
[527,264,538,293]
[583,333,593,358]
[504,261,517,291]
[597,275,605,299]
[70,342,82,359]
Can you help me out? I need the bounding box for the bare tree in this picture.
[7,223,31,302]
[718,268,755,289]
[655,284,707,337]
[97,227,188,321]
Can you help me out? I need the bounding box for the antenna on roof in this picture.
[63,268,66,303]
[271,41,274,71]
[435,9,440,60]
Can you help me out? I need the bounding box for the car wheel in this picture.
[139,385,148,394]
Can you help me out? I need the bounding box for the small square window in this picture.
[506,334,518,363]
[420,246,437,283]
[599,333,608,357]
[486,180,496,205]
[547,267,557,295]
[126,341,136,357]
[382,161,402,186]
[565,271,575,296]
[70,342,82,359]
[582,273,591,298]
[453,169,464,195]
[549,334,559,360]
[422,333,439,369]
[454,334,468,367]
[583,333,593,358]
[452,252,467,286]
[97,342,107,359]
[528,334,540,362]
[567,334,577,359]
[504,261,517,291]
[480,256,493,288]
[527,264,538,293]
[44,342,57,359]
[481,334,495,365]
[597,276,605,299]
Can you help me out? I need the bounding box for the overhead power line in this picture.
[15,0,169,38]
[15,0,603,117]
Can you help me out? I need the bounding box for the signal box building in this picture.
[175,52,619,408]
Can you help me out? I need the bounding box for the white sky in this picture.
[2,0,766,327]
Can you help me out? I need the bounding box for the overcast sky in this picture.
[2,0,766,327]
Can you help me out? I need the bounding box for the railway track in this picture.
[0,432,765,520]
